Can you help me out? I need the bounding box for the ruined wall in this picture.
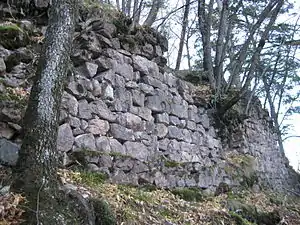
[0,10,299,193]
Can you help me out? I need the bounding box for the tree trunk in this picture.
[11,0,80,224]
[219,0,284,115]
[143,0,161,27]
[198,0,215,89]
[175,0,190,70]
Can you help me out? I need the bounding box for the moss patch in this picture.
[171,187,203,202]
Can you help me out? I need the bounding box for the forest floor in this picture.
[1,167,300,225]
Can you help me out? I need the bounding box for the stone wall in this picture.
[0,10,299,193]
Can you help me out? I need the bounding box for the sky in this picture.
[280,1,300,171]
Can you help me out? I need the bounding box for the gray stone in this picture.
[80,119,89,130]
[78,99,92,119]
[132,161,149,173]
[0,122,15,139]
[81,62,98,78]
[145,95,169,113]
[155,45,162,57]
[74,133,96,151]
[142,43,154,57]
[114,74,125,88]
[94,56,113,72]
[154,123,168,139]
[91,79,102,97]
[90,100,117,122]
[0,138,19,166]
[61,92,78,116]
[182,129,192,143]
[109,124,135,141]
[95,69,115,84]
[186,121,197,131]
[96,136,111,153]
[73,128,84,136]
[142,76,165,89]
[98,35,113,48]
[132,55,159,78]
[126,81,139,89]
[117,113,143,131]
[131,89,145,107]
[0,58,6,73]
[168,126,184,141]
[200,114,210,129]
[158,138,170,151]
[69,116,81,128]
[66,81,87,99]
[154,113,169,126]
[109,138,126,155]
[169,116,180,126]
[139,83,154,95]
[57,123,74,152]
[124,141,149,161]
[170,102,188,119]
[115,158,134,171]
[114,63,133,81]
[59,110,68,124]
[87,118,110,135]
[130,106,153,121]
[102,82,114,100]
[191,132,203,145]
[98,155,113,168]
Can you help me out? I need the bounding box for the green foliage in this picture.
[0,87,29,108]
[77,171,108,187]
[164,159,183,168]
[171,187,203,202]
[0,23,23,32]
[91,198,117,225]
[229,211,255,225]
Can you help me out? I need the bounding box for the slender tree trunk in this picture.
[219,0,284,115]
[116,0,121,10]
[11,0,81,224]
[214,0,229,97]
[122,0,126,13]
[263,75,284,152]
[143,0,161,27]
[175,0,190,70]
[198,0,215,88]
[126,0,132,15]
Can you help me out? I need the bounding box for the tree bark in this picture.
[175,0,190,70]
[198,0,215,88]
[143,0,161,27]
[11,0,80,224]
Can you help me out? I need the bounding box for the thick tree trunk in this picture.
[175,0,190,70]
[11,0,80,224]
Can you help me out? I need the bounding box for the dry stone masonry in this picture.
[0,10,299,193]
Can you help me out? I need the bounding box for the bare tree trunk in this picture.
[175,0,190,70]
[116,0,121,10]
[219,0,284,115]
[198,0,215,88]
[122,0,126,13]
[11,0,81,224]
[226,0,278,92]
[143,0,162,27]
[126,0,132,15]
[262,75,285,152]
[214,0,229,97]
